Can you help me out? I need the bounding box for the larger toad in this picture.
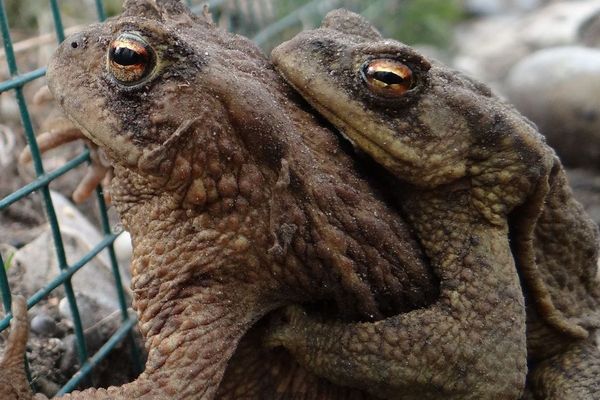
[0,1,438,399]
[269,9,600,400]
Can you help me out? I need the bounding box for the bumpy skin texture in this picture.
[271,9,600,400]
[0,1,441,399]
[0,297,34,400]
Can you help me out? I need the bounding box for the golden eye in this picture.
[108,33,155,85]
[361,59,414,96]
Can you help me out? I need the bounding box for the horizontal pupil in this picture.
[371,70,406,85]
[111,46,146,66]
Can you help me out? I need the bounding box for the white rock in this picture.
[454,0,600,83]
[10,191,131,313]
[505,46,600,169]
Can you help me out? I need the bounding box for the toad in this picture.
[269,9,600,400]
[1,1,439,399]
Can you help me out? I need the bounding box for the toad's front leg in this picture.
[267,191,527,400]
[1,287,265,400]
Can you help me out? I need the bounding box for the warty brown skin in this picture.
[0,1,439,399]
[270,9,600,400]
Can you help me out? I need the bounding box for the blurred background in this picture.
[2,0,463,53]
[1,0,599,397]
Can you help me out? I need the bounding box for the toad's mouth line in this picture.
[66,115,144,167]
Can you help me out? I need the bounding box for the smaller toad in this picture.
[269,9,600,399]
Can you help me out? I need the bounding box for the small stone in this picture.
[453,1,600,85]
[505,46,600,170]
[31,313,59,337]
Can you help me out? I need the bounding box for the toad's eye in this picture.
[108,33,155,85]
[360,59,414,96]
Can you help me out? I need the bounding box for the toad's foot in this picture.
[19,127,112,204]
[0,296,37,400]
